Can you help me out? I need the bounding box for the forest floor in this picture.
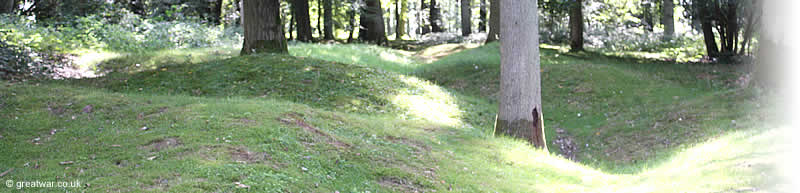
[0,42,792,192]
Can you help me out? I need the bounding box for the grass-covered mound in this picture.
[0,43,786,192]
[415,42,762,170]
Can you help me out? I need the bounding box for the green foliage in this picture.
[0,13,240,53]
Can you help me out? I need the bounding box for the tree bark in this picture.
[497,0,547,150]
[569,0,584,51]
[318,0,324,38]
[723,1,737,55]
[396,0,406,39]
[359,0,387,44]
[323,0,334,40]
[420,0,431,35]
[241,0,288,55]
[662,0,674,40]
[485,0,499,43]
[642,1,653,32]
[460,0,471,36]
[478,0,486,32]
[347,7,356,43]
[430,0,442,32]
[699,4,719,57]
[211,0,223,25]
[292,0,313,42]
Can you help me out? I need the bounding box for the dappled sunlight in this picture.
[391,75,463,127]
[464,126,787,192]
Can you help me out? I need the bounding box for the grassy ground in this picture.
[0,42,788,192]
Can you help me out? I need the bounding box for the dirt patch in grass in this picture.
[229,146,271,164]
[140,137,182,152]
[278,112,350,149]
[385,135,430,155]
[553,128,579,161]
[378,176,426,193]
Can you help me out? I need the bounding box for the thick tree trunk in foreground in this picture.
[460,0,471,36]
[430,0,442,32]
[359,0,387,44]
[662,0,674,40]
[241,0,287,55]
[324,0,334,40]
[292,0,313,42]
[497,0,547,149]
[478,0,486,32]
[485,0,499,43]
[569,0,584,51]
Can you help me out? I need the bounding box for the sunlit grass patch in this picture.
[289,42,420,74]
[391,75,463,127]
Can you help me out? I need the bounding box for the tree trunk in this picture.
[347,7,356,42]
[662,0,674,40]
[478,0,486,32]
[699,5,719,57]
[430,0,442,32]
[642,2,653,32]
[359,0,387,44]
[0,0,15,14]
[497,0,547,150]
[420,0,430,35]
[323,0,334,40]
[396,0,406,39]
[569,0,584,51]
[460,0,471,36]
[211,0,223,25]
[239,0,245,26]
[318,1,324,38]
[292,0,313,42]
[241,0,287,55]
[723,1,737,55]
[289,13,295,40]
[485,0,499,43]
[323,0,335,40]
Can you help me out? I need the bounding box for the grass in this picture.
[0,42,786,192]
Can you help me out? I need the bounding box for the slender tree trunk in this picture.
[318,1,324,38]
[569,0,584,51]
[662,0,674,40]
[323,0,334,40]
[497,0,547,150]
[241,0,287,55]
[478,0,486,32]
[430,0,442,32]
[642,2,653,31]
[292,0,313,42]
[723,1,737,55]
[211,0,223,25]
[420,0,430,35]
[460,0,471,36]
[359,0,387,44]
[739,7,758,55]
[289,13,295,40]
[348,7,356,42]
[698,4,719,58]
[485,0,499,43]
[396,0,406,39]
[239,0,245,26]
